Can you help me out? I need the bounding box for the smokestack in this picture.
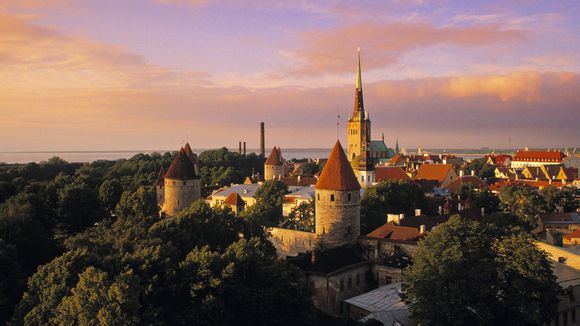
[243,142,246,156]
[260,122,265,159]
[238,141,242,155]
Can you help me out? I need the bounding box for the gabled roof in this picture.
[446,175,487,194]
[415,164,454,183]
[265,146,283,166]
[513,150,565,161]
[315,141,361,191]
[375,167,412,182]
[387,154,406,165]
[366,222,421,241]
[224,192,245,206]
[165,148,196,180]
[155,167,165,186]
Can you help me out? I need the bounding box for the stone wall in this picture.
[315,189,360,249]
[156,184,164,206]
[269,227,317,258]
[162,178,200,215]
[264,164,283,181]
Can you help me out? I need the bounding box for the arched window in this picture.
[330,194,335,202]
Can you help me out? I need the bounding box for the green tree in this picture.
[499,185,544,231]
[281,201,315,232]
[99,179,123,213]
[114,186,159,219]
[244,180,289,227]
[404,215,560,325]
[540,186,576,213]
[474,189,500,214]
[360,181,430,234]
[468,158,494,180]
[0,240,23,323]
[57,182,105,234]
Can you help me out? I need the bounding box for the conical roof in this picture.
[183,143,198,164]
[165,148,196,180]
[316,141,360,191]
[265,146,283,166]
[156,167,165,186]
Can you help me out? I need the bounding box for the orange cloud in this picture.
[288,22,527,75]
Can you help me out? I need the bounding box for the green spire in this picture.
[356,47,362,91]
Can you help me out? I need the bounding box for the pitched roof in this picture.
[281,175,318,186]
[370,140,388,152]
[224,192,245,206]
[366,222,421,241]
[375,167,412,182]
[446,175,487,194]
[183,143,198,164]
[165,148,196,180]
[513,150,565,161]
[265,146,283,166]
[564,229,580,240]
[315,141,361,191]
[155,167,165,186]
[387,154,406,165]
[415,164,454,183]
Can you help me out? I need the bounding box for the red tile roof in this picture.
[387,154,406,165]
[415,164,453,183]
[446,175,487,194]
[375,167,411,182]
[224,192,245,206]
[367,222,421,241]
[315,141,361,191]
[165,148,196,180]
[513,150,565,161]
[265,146,283,166]
[281,176,317,186]
[563,229,580,240]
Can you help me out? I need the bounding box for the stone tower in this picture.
[347,48,371,163]
[315,141,361,249]
[155,166,165,206]
[161,146,201,215]
[264,146,284,181]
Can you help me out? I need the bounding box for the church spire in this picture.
[353,48,364,115]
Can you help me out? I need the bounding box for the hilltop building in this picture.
[156,143,201,215]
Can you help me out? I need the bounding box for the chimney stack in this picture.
[260,122,265,159]
[243,142,246,156]
[481,207,485,216]
[438,205,442,215]
[238,141,242,155]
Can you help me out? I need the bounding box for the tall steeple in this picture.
[395,139,400,154]
[353,47,364,116]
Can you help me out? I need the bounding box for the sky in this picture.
[0,0,579,151]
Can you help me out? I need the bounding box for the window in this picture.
[173,181,176,186]
[348,194,352,201]
[356,274,360,286]
[385,276,392,284]
[361,175,364,182]
[322,227,325,234]
[317,194,320,201]
[348,277,352,290]
[339,279,344,292]
[330,194,335,202]
[177,200,180,206]
[573,308,577,323]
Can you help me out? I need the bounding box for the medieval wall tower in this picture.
[160,144,201,215]
[315,141,361,249]
[264,146,284,181]
[347,48,371,163]
[155,167,165,206]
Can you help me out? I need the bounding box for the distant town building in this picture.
[264,146,287,181]
[511,149,566,168]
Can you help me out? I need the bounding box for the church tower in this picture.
[347,48,371,163]
[315,141,361,249]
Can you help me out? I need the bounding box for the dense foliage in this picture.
[404,215,561,325]
[12,200,315,325]
[468,158,495,180]
[280,201,315,232]
[360,181,433,234]
[198,148,263,187]
[241,180,289,227]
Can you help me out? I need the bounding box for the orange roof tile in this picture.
[415,164,453,183]
[375,167,411,182]
[165,148,196,180]
[446,175,487,194]
[367,222,420,241]
[315,141,361,191]
[563,229,580,240]
[265,146,283,166]
[224,192,245,206]
[513,150,565,161]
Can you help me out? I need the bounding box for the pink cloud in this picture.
[288,21,527,75]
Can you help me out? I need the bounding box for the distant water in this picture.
[0,148,513,164]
